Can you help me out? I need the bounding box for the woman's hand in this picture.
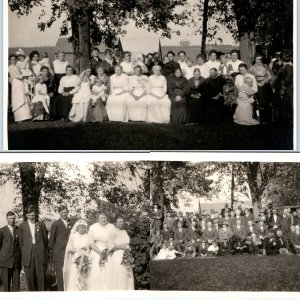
[175,96,182,102]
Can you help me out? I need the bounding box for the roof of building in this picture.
[120,37,162,56]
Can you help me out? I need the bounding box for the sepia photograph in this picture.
[5,0,295,150]
[0,160,150,292]
[150,161,300,291]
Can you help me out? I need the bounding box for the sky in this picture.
[8,0,236,47]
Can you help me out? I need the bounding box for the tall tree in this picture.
[201,0,209,54]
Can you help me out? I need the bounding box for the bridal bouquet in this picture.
[121,248,135,270]
[99,249,109,268]
[74,254,89,274]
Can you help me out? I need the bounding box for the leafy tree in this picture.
[9,0,188,72]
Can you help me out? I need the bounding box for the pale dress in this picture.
[86,223,116,290]
[146,75,171,123]
[69,81,91,122]
[63,232,89,291]
[17,60,34,94]
[32,83,50,115]
[106,74,129,122]
[8,65,32,122]
[126,75,148,121]
[108,228,134,290]
[120,61,134,76]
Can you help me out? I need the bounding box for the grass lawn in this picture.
[8,121,293,150]
[150,255,300,291]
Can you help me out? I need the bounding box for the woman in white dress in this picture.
[29,50,42,76]
[126,65,148,121]
[108,217,134,290]
[8,54,32,122]
[87,213,116,290]
[146,65,171,123]
[63,220,90,291]
[120,52,134,76]
[106,65,129,122]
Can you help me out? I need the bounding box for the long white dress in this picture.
[106,74,129,122]
[63,232,89,291]
[69,81,91,122]
[86,223,116,290]
[146,75,171,123]
[108,228,134,290]
[126,75,148,121]
[8,65,32,122]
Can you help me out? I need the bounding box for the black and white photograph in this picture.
[0,160,150,292]
[150,161,300,291]
[6,0,295,150]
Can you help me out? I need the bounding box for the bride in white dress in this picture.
[86,213,116,290]
[63,220,90,291]
[146,65,171,123]
[108,217,135,290]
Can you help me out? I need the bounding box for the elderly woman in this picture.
[187,68,206,124]
[8,54,32,122]
[249,53,273,124]
[126,65,149,121]
[146,65,171,123]
[55,65,80,121]
[106,65,129,122]
[120,52,134,76]
[167,68,190,124]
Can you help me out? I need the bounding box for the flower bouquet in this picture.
[99,249,109,268]
[74,253,89,275]
[121,248,135,270]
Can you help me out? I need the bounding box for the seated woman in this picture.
[167,68,190,124]
[69,72,92,122]
[187,68,206,124]
[106,65,129,122]
[55,65,80,121]
[120,52,134,76]
[126,65,148,122]
[146,65,171,124]
[233,77,259,126]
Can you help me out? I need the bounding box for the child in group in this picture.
[16,49,34,95]
[39,52,54,75]
[153,242,169,260]
[207,241,219,256]
[199,238,208,256]
[166,244,183,260]
[31,75,50,120]
[233,76,259,125]
[69,73,92,122]
[86,78,108,122]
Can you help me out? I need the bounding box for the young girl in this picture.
[85,78,108,122]
[69,73,91,122]
[16,50,34,95]
[233,77,259,125]
[31,75,50,120]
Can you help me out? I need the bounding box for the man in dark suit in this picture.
[232,219,247,254]
[0,211,22,291]
[90,47,102,75]
[243,208,254,227]
[151,204,163,232]
[256,220,269,254]
[246,220,257,236]
[19,206,48,291]
[49,205,71,291]
[174,222,188,252]
[202,221,218,246]
[281,207,292,238]
[269,209,282,232]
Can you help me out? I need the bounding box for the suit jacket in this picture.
[243,214,254,226]
[218,228,233,242]
[19,221,48,267]
[281,215,292,232]
[231,216,245,229]
[49,218,71,262]
[174,228,188,242]
[293,215,300,226]
[232,225,247,240]
[161,229,173,241]
[275,235,288,249]
[0,225,21,269]
[90,56,102,75]
[151,209,163,230]
[202,228,218,242]
[255,224,269,238]
[186,228,201,241]
[163,217,176,232]
[269,215,282,229]
[246,225,257,236]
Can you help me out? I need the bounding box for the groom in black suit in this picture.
[0,211,22,291]
[49,205,71,291]
[19,205,48,291]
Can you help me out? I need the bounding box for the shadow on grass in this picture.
[8,121,293,150]
[150,255,300,291]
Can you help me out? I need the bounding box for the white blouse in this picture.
[110,73,129,95]
[8,65,23,80]
[35,83,48,95]
[205,60,221,72]
[228,59,244,73]
[120,61,134,75]
[53,59,69,74]
[128,75,148,97]
[193,64,210,79]
[148,75,167,98]
[58,75,80,95]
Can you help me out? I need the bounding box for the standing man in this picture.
[0,211,22,292]
[90,47,102,75]
[19,206,48,291]
[49,205,71,291]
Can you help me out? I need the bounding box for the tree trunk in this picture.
[230,163,235,209]
[239,31,256,67]
[150,162,164,210]
[201,0,209,54]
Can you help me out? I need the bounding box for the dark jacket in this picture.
[18,220,48,267]
[49,218,71,263]
[0,225,22,269]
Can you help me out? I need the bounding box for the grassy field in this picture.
[150,255,300,291]
[8,121,293,150]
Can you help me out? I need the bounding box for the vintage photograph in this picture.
[6,0,294,150]
[150,161,300,291]
[0,161,150,292]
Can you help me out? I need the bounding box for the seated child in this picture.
[207,241,219,256]
[86,78,108,122]
[166,244,182,260]
[150,230,163,258]
[153,242,169,260]
[233,77,259,126]
[198,238,208,256]
[246,233,262,255]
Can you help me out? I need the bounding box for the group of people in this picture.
[8,46,293,126]
[0,205,134,292]
[150,203,300,260]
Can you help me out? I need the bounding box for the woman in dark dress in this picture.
[167,68,190,124]
[40,66,57,120]
[204,67,226,125]
[55,65,80,121]
[187,68,206,124]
